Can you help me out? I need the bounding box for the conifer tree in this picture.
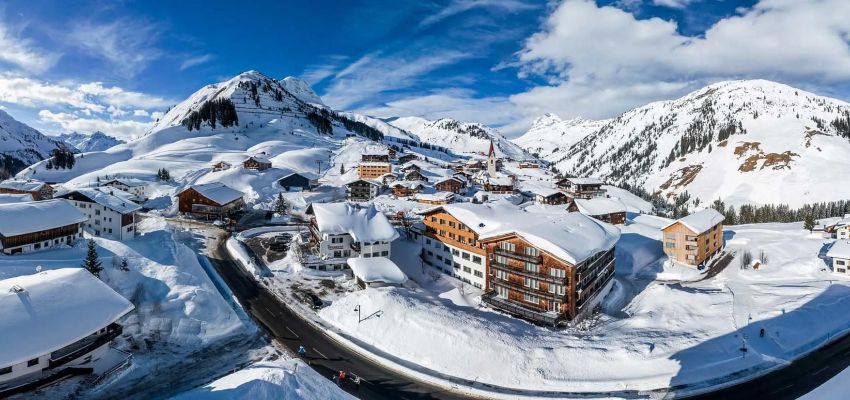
[804,214,815,231]
[273,193,287,214]
[82,239,103,278]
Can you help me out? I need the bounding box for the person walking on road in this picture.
[297,345,306,357]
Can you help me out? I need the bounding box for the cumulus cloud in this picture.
[38,110,151,139]
[507,0,850,128]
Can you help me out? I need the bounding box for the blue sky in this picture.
[1,0,849,139]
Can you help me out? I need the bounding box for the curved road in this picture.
[204,228,848,400]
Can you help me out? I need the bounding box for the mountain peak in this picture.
[280,76,324,105]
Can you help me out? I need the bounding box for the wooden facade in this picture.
[662,221,724,266]
[404,170,428,182]
[391,183,423,197]
[397,154,417,164]
[566,201,626,225]
[0,185,54,201]
[243,157,272,171]
[0,224,82,255]
[361,154,390,162]
[177,188,244,215]
[557,179,605,199]
[536,192,570,205]
[346,180,380,201]
[435,178,464,194]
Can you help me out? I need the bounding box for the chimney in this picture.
[10,284,25,294]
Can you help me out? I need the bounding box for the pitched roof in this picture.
[0,268,134,367]
[244,155,272,164]
[0,193,33,204]
[662,209,725,234]
[61,188,141,214]
[0,179,47,192]
[0,199,87,237]
[102,178,146,187]
[311,203,399,242]
[183,183,245,205]
[572,198,627,216]
[828,241,850,259]
[281,171,319,181]
[347,257,407,285]
[563,177,603,185]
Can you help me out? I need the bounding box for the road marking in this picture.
[776,384,794,392]
[313,348,329,360]
[813,366,829,376]
[285,326,300,339]
[264,306,276,316]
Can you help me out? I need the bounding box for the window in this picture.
[334,250,341,258]
[499,242,516,252]
[372,252,380,257]
[665,241,676,249]
[0,366,11,375]
[525,262,539,273]
[458,236,466,244]
[838,260,846,266]
[458,223,466,230]
[496,285,508,298]
[495,255,507,265]
[461,252,470,260]
[364,253,372,258]
[343,250,351,257]
[524,277,539,290]
[472,256,482,264]
[439,219,446,225]
[550,268,566,278]
[474,283,482,289]
[523,293,538,303]
[664,233,676,240]
[439,230,446,236]
[449,221,455,228]
[443,245,450,252]
[430,216,436,222]
[549,284,566,296]
[444,258,451,265]
[437,255,443,261]
[426,239,432,245]
[474,270,483,278]
[463,266,471,273]
[452,249,460,256]
[525,247,539,257]
[381,251,388,256]
[551,301,561,312]
[449,232,455,239]
[27,358,39,367]
[496,270,508,280]
[95,209,101,216]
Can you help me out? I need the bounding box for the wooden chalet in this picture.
[391,181,424,197]
[278,172,319,191]
[567,198,627,225]
[556,177,605,199]
[0,199,87,255]
[346,179,382,201]
[534,190,571,205]
[361,153,390,163]
[435,177,464,194]
[404,170,428,182]
[357,162,392,179]
[661,209,725,267]
[242,156,272,171]
[397,153,417,164]
[211,161,232,172]
[177,183,245,216]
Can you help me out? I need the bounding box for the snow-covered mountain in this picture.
[388,116,532,160]
[0,109,67,175]
[56,131,125,152]
[515,80,850,208]
[280,76,325,106]
[513,113,608,160]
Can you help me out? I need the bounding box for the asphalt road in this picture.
[206,233,466,400]
[201,226,850,400]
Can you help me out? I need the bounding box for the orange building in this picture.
[661,209,725,266]
[357,162,392,179]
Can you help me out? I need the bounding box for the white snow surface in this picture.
[0,193,33,204]
[347,257,407,285]
[389,116,532,160]
[663,208,725,234]
[56,131,124,152]
[572,197,628,216]
[311,202,399,243]
[827,240,850,259]
[0,199,87,236]
[64,188,141,213]
[512,113,608,160]
[0,268,134,367]
[171,359,354,400]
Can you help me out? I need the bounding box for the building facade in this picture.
[242,156,272,171]
[57,189,139,241]
[345,179,382,201]
[662,209,725,266]
[421,208,488,289]
[435,177,464,194]
[307,203,398,270]
[357,162,392,179]
[0,180,54,201]
[0,200,87,255]
[556,178,606,199]
[100,179,148,202]
[177,183,245,216]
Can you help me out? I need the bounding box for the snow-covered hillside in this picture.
[512,113,607,160]
[56,131,125,152]
[516,80,850,208]
[280,76,325,106]
[389,116,532,160]
[0,109,67,174]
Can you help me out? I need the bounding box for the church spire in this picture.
[488,140,495,157]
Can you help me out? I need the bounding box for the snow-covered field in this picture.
[311,217,850,395]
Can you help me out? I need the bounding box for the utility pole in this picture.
[315,160,323,175]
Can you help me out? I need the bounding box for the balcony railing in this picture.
[576,269,614,310]
[48,323,123,369]
[482,292,565,326]
[491,278,559,300]
[493,248,542,264]
[490,261,567,285]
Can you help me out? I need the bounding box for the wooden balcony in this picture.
[490,261,566,285]
[491,278,559,300]
[48,323,123,369]
[493,248,542,264]
[482,291,565,326]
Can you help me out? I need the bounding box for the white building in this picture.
[838,225,850,240]
[0,200,87,255]
[58,189,141,240]
[100,178,148,202]
[0,269,134,393]
[307,203,399,270]
[828,240,850,275]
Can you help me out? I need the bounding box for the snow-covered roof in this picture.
[563,177,603,185]
[183,183,245,205]
[662,208,725,234]
[347,257,407,285]
[0,268,134,367]
[828,241,850,260]
[487,176,514,186]
[244,155,272,164]
[0,199,87,237]
[345,178,381,187]
[63,188,141,214]
[94,186,137,202]
[102,178,146,187]
[435,176,463,185]
[533,188,565,198]
[0,193,33,204]
[311,203,399,242]
[392,181,424,189]
[359,161,391,167]
[0,179,47,192]
[282,171,319,181]
[414,192,455,202]
[423,202,619,264]
[572,198,627,216]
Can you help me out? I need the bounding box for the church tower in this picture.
[487,140,497,176]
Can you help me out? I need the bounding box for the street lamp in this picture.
[353,304,383,323]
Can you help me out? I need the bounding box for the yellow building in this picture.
[661,209,725,266]
[357,162,392,179]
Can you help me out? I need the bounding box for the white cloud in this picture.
[652,0,692,8]
[150,111,164,121]
[76,81,171,109]
[322,50,472,110]
[508,0,850,127]
[0,21,57,73]
[133,109,149,117]
[180,54,214,70]
[361,88,519,129]
[38,110,151,139]
[421,0,538,26]
[66,19,161,78]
